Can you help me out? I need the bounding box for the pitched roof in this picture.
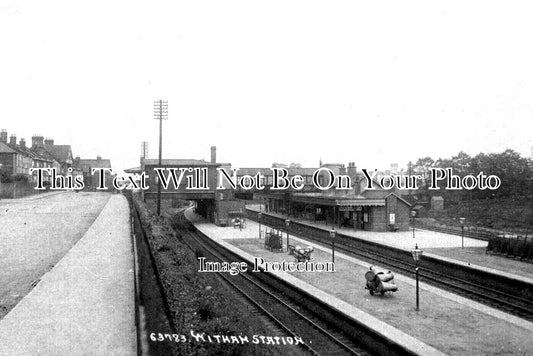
[384,192,412,206]
[124,166,141,174]
[46,145,73,164]
[77,158,112,172]
[8,144,53,162]
[0,141,16,153]
[32,147,59,163]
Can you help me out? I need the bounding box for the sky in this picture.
[1,1,533,173]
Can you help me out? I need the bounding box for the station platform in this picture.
[245,206,488,250]
[0,194,136,356]
[247,206,533,281]
[186,209,533,356]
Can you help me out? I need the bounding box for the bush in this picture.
[0,172,13,183]
[12,173,29,182]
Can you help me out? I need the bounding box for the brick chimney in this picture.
[210,146,216,163]
[97,155,102,160]
[44,138,54,148]
[20,138,26,148]
[347,162,360,194]
[0,130,7,143]
[9,134,16,145]
[339,164,346,176]
[347,162,357,177]
[32,135,44,148]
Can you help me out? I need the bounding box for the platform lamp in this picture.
[411,244,423,311]
[285,219,290,252]
[329,228,336,263]
[460,217,466,249]
[411,210,416,239]
[258,212,262,239]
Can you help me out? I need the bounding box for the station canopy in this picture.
[290,193,385,207]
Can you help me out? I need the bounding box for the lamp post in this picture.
[460,217,466,249]
[285,219,290,252]
[258,212,262,239]
[411,210,416,239]
[411,244,423,311]
[330,228,336,263]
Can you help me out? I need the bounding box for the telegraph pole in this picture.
[154,100,168,216]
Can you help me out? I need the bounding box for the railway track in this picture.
[173,212,370,356]
[248,210,533,322]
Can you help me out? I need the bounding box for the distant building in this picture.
[0,130,55,182]
[0,129,107,189]
[430,196,444,211]
[31,136,77,175]
[252,162,411,232]
[140,146,249,225]
[0,140,32,178]
[75,156,113,189]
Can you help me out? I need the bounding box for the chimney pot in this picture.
[210,146,216,163]
[0,130,7,143]
[32,135,44,148]
[347,163,357,179]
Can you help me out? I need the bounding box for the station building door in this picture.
[354,206,370,230]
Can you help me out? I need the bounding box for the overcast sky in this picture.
[1,1,533,172]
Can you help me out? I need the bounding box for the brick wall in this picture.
[385,194,411,231]
[371,206,388,231]
[0,181,44,199]
[215,200,245,226]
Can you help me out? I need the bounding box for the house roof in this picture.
[0,142,16,153]
[77,158,112,172]
[8,144,53,162]
[384,192,413,207]
[32,148,59,163]
[0,142,53,164]
[46,145,73,164]
[124,166,141,174]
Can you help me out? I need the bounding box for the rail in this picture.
[180,211,438,356]
[246,208,533,321]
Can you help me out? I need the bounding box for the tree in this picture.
[412,157,435,191]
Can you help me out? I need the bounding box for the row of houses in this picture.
[0,129,111,189]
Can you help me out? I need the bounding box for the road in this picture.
[0,191,111,320]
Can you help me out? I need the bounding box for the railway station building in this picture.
[139,146,411,231]
[257,190,412,232]
[140,146,247,225]
[247,163,412,232]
